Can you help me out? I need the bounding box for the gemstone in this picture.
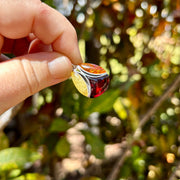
[71,63,110,98]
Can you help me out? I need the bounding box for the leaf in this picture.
[8,169,21,178]
[55,137,70,158]
[128,109,139,131]
[41,0,55,8]
[60,80,79,118]
[44,133,59,152]
[49,118,70,133]
[0,132,9,150]
[113,97,127,120]
[80,89,120,119]
[0,147,41,172]
[11,173,46,180]
[81,130,105,159]
[24,173,46,180]
[61,81,120,119]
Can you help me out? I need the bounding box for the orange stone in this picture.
[80,63,106,74]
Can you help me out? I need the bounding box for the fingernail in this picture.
[48,56,72,79]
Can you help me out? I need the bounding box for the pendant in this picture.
[71,63,110,98]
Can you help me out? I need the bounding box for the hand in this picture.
[0,0,82,114]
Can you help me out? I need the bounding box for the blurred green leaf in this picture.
[11,173,46,180]
[80,89,120,119]
[55,137,70,158]
[133,157,145,173]
[132,146,140,158]
[81,130,105,159]
[0,132,9,150]
[49,118,70,133]
[128,109,139,131]
[41,0,55,8]
[44,133,59,153]
[113,97,127,120]
[60,80,79,117]
[24,173,46,180]
[8,169,21,178]
[0,147,41,172]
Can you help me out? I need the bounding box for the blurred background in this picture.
[0,0,180,179]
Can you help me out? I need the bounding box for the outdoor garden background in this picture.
[0,0,180,179]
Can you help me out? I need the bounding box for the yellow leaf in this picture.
[113,97,127,120]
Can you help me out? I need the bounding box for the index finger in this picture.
[0,0,82,65]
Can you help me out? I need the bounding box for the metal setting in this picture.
[71,63,110,98]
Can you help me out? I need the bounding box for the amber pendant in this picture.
[71,63,110,98]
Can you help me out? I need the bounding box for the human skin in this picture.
[0,0,82,114]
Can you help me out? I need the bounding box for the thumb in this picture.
[0,52,72,114]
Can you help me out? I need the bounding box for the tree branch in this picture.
[140,74,180,128]
[106,74,180,180]
[106,148,131,180]
[78,0,91,40]
[70,0,78,19]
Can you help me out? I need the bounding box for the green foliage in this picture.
[0,132,9,150]
[49,118,70,133]
[120,146,146,179]
[0,147,41,178]
[1,0,180,179]
[55,137,70,158]
[41,0,55,8]
[10,173,46,180]
[79,89,120,119]
[81,130,105,159]
[61,80,119,119]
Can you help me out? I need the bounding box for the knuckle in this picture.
[20,59,40,95]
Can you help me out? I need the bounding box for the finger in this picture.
[1,36,50,56]
[0,52,72,114]
[0,0,40,38]
[29,39,52,53]
[0,34,3,52]
[0,1,82,65]
[33,3,82,65]
[1,37,30,56]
